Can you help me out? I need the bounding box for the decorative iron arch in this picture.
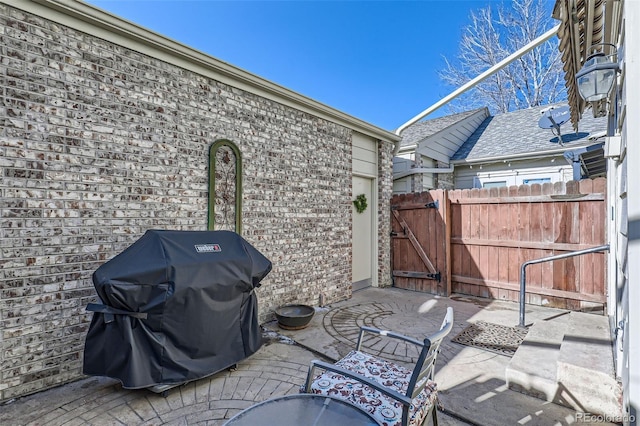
[208,139,242,234]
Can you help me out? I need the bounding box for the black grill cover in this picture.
[83,230,272,389]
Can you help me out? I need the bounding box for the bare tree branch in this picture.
[438,0,566,114]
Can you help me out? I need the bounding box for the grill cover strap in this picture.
[86,303,148,323]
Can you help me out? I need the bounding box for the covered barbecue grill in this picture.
[83,230,272,389]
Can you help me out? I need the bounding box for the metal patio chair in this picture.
[303,307,454,426]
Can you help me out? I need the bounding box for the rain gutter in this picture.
[392,24,561,156]
[393,166,455,180]
[451,147,578,165]
[449,139,604,166]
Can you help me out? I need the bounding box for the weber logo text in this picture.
[195,244,221,253]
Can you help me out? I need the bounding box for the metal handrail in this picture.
[519,244,610,327]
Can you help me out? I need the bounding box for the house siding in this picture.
[394,109,489,195]
[419,156,436,189]
[417,112,488,163]
[352,132,378,176]
[392,156,413,194]
[0,3,392,401]
[454,156,573,189]
[619,1,640,420]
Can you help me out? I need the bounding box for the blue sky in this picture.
[87,1,514,131]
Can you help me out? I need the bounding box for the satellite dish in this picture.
[538,105,570,129]
[538,105,570,146]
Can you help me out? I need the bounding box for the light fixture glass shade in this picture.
[576,54,617,102]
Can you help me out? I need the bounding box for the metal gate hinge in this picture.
[427,272,441,282]
[425,200,439,209]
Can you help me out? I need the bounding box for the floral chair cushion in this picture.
[307,350,437,426]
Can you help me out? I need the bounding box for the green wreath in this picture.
[353,194,368,214]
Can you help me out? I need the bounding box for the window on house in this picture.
[523,178,551,185]
[482,181,507,189]
[208,140,242,233]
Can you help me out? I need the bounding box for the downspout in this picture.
[392,24,561,156]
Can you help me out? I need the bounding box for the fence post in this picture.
[443,189,452,296]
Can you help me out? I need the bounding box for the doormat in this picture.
[451,321,529,357]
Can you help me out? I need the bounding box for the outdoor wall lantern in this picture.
[576,43,620,103]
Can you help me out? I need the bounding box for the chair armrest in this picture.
[303,359,412,407]
[356,326,423,351]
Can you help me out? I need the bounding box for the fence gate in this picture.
[448,180,607,310]
[390,179,607,311]
[391,190,448,295]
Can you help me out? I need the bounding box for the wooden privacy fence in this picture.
[390,178,607,310]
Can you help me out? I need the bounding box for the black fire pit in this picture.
[275,304,315,330]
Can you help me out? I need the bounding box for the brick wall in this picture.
[436,160,455,190]
[0,4,386,401]
[377,140,393,287]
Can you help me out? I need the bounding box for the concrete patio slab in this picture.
[0,342,302,425]
[269,287,619,426]
[506,313,568,402]
[0,287,618,425]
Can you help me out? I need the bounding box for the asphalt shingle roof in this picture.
[451,103,607,161]
[399,108,486,148]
